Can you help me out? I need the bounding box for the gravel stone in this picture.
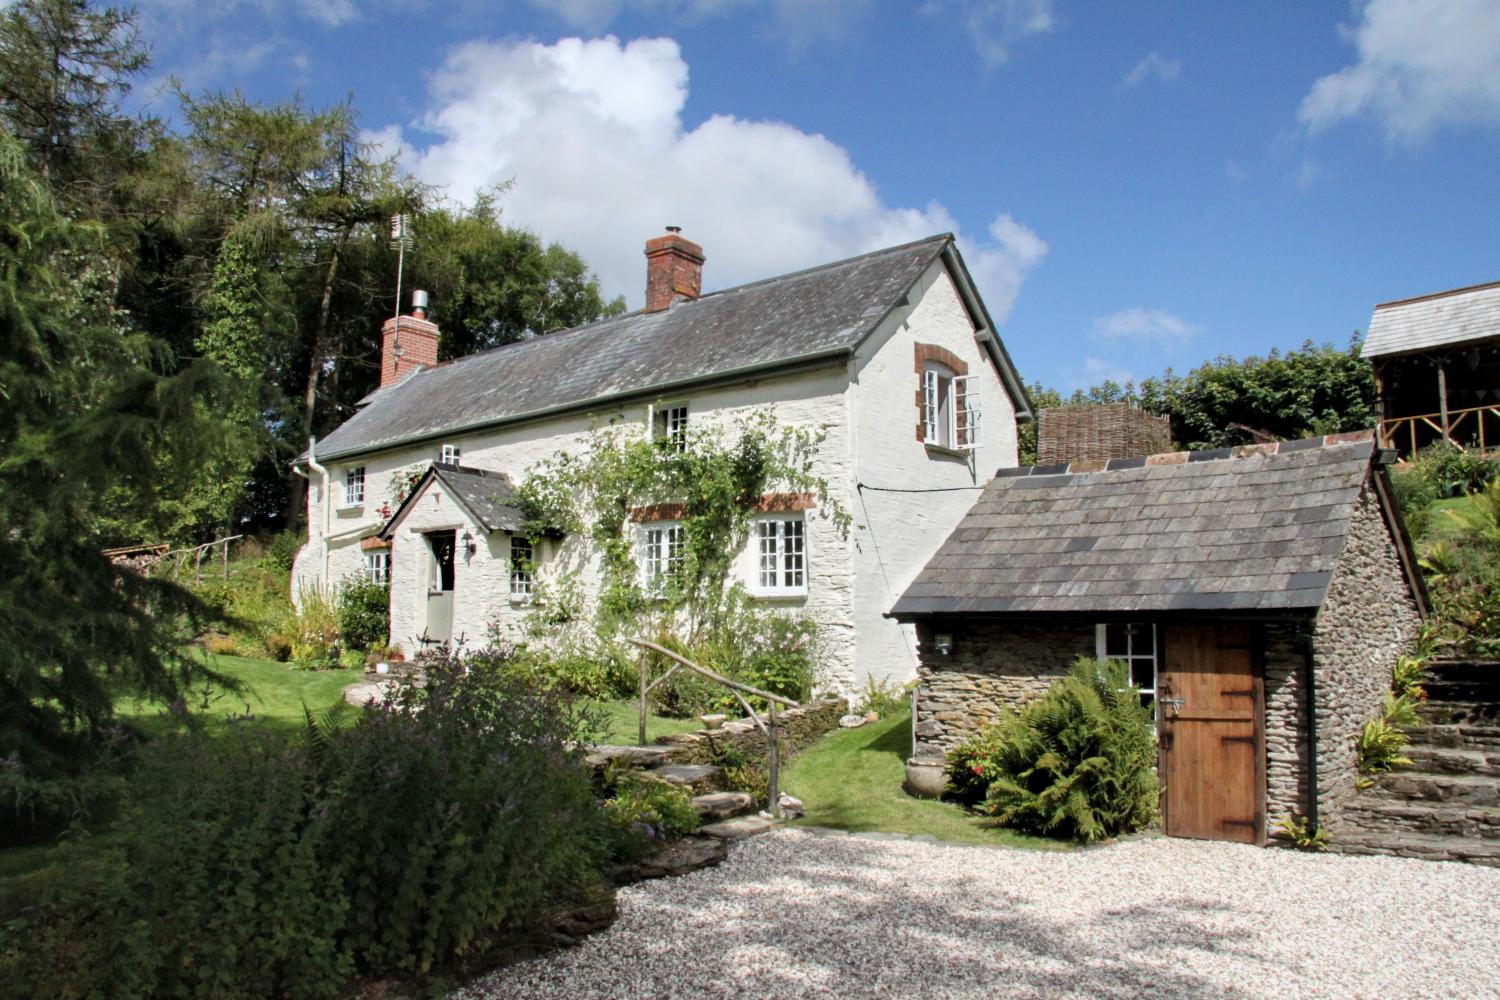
[452,830,1500,1000]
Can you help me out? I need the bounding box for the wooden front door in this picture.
[1158,624,1263,844]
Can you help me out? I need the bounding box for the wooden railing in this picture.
[627,638,799,818]
[1379,403,1500,456]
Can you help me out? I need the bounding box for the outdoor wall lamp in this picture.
[461,530,476,557]
[933,633,954,656]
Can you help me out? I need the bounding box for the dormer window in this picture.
[439,443,461,465]
[344,466,365,506]
[652,403,689,451]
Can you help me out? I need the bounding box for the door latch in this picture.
[1160,696,1185,715]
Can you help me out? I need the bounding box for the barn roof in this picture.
[1362,279,1500,360]
[890,432,1413,618]
[311,234,1031,462]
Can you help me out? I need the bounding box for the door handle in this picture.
[1160,697,1185,716]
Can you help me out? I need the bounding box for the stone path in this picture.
[453,829,1500,1000]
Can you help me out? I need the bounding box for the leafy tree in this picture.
[0,130,230,779]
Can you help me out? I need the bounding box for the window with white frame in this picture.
[921,365,980,451]
[363,550,389,585]
[439,443,461,465]
[510,536,534,599]
[344,466,365,506]
[639,522,684,593]
[753,516,807,596]
[1097,623,1157,711]
[652,404,689,451]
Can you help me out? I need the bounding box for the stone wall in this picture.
[1313,488,1423,832]
[654,698,845,764]
[1263,622,1310,825]
[911,620,1095,755]
[1036,404,1171,466]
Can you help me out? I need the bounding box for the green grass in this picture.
[1423,493,1481,544]
[782,710,1065,849]
[115,651,358,739]
[582,698,715,744]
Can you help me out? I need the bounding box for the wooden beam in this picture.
[1438,360,1451,443]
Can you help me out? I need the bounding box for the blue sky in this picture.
[130,0,1500,392]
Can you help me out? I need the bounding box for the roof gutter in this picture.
[311,347,853,464]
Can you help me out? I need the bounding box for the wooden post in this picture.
[638,651,648,747]
[221,539,229,581]
[768,700,781,818]
[1438,359,1451,444]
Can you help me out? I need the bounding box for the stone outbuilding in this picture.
[889,431,1428,845]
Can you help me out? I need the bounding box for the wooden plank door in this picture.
[1159,624,1263,844]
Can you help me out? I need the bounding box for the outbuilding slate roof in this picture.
[313,234,1029,462]
[890,433,1390,617]
[1362,279,1500,359]
[378,464,525,539]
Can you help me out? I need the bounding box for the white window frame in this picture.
[752,516,808,597]
[922,364,980,452]
[363,550,389,585]
[650,403,690,451]
[509,535,534,600]
[1096,623,1158,714]
[343,466,365,507]
[439,443,461,465]
[639,521,684,594]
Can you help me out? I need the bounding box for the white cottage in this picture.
[291,230,1032,690]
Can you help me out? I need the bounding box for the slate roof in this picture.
[890,433,1389,618]
[312,234,1030,462]
[378,464,525,538]
[1363,279,1500,359]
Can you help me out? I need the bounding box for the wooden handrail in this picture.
[1379,403,1500,454]
[627,637,798,818]
[626,638,800,708]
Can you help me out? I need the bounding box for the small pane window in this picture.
[510,536,534,599]
[754,517,807,596]
[344,466,365,506]
[363,550,388,585]
[1097,623,1158,713]
[653,404,689,451]
[640,523,684,593]
[439,443,461,465]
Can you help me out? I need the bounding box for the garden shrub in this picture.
[1357,693,1421,773]
[0,646,613,997]
[335,575,390,652]
[603,770,700,844]
[855,674,914,718]
[942,726,1010,808]
[1418,478,1500,656]
[949,657,1158,843]
[286,589,341,669]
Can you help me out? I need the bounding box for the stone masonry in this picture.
[912,621,1095,754]
[654,698,844,765]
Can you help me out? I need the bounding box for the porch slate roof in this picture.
[1363,279,1500,359]
[890,433,1382,618]
[311,234,1030,462]
[377,464,525,539]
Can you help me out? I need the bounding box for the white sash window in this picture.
[753,517,807,597]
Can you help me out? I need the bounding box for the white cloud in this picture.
[1091,308,1204,347]
[392,35,1045,317]
[1073,356,1140,391]
[923,0,1055,66]
[1299,0,1500,141]
[1122,51,1180,87]
[298,0,359,27]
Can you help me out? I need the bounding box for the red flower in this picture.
[972,763,983,776]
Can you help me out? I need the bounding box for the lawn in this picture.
[782,709,1065,849]
[582,697,706,744]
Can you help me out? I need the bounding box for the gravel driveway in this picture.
[455,829,1500,999]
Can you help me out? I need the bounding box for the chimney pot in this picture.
[644,228,705,313]
[411,289,429,320]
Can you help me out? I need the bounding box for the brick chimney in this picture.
[644,226,704,312]
[380,289,439,388]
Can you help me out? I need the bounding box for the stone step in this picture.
[1340,798,1500,840]
[1369,770,1500,806]
[1418,700,1500,726]
[1404,746,1500,776]
[691,791,757,821]
[649,763,724,792]
[1332,830,1500,866]
[585,744,677,772]
[698,814,778,840]
[1406,722,1500,751]
[1427,659,1500,686]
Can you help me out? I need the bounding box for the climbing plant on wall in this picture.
[514,409,849,641]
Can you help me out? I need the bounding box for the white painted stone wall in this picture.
[846,259,1020,686]
[293,257,1023,694]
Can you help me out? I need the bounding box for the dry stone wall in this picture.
[912,620,1094,755]
[654,698,845,764]
[1314,488,1422,832]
